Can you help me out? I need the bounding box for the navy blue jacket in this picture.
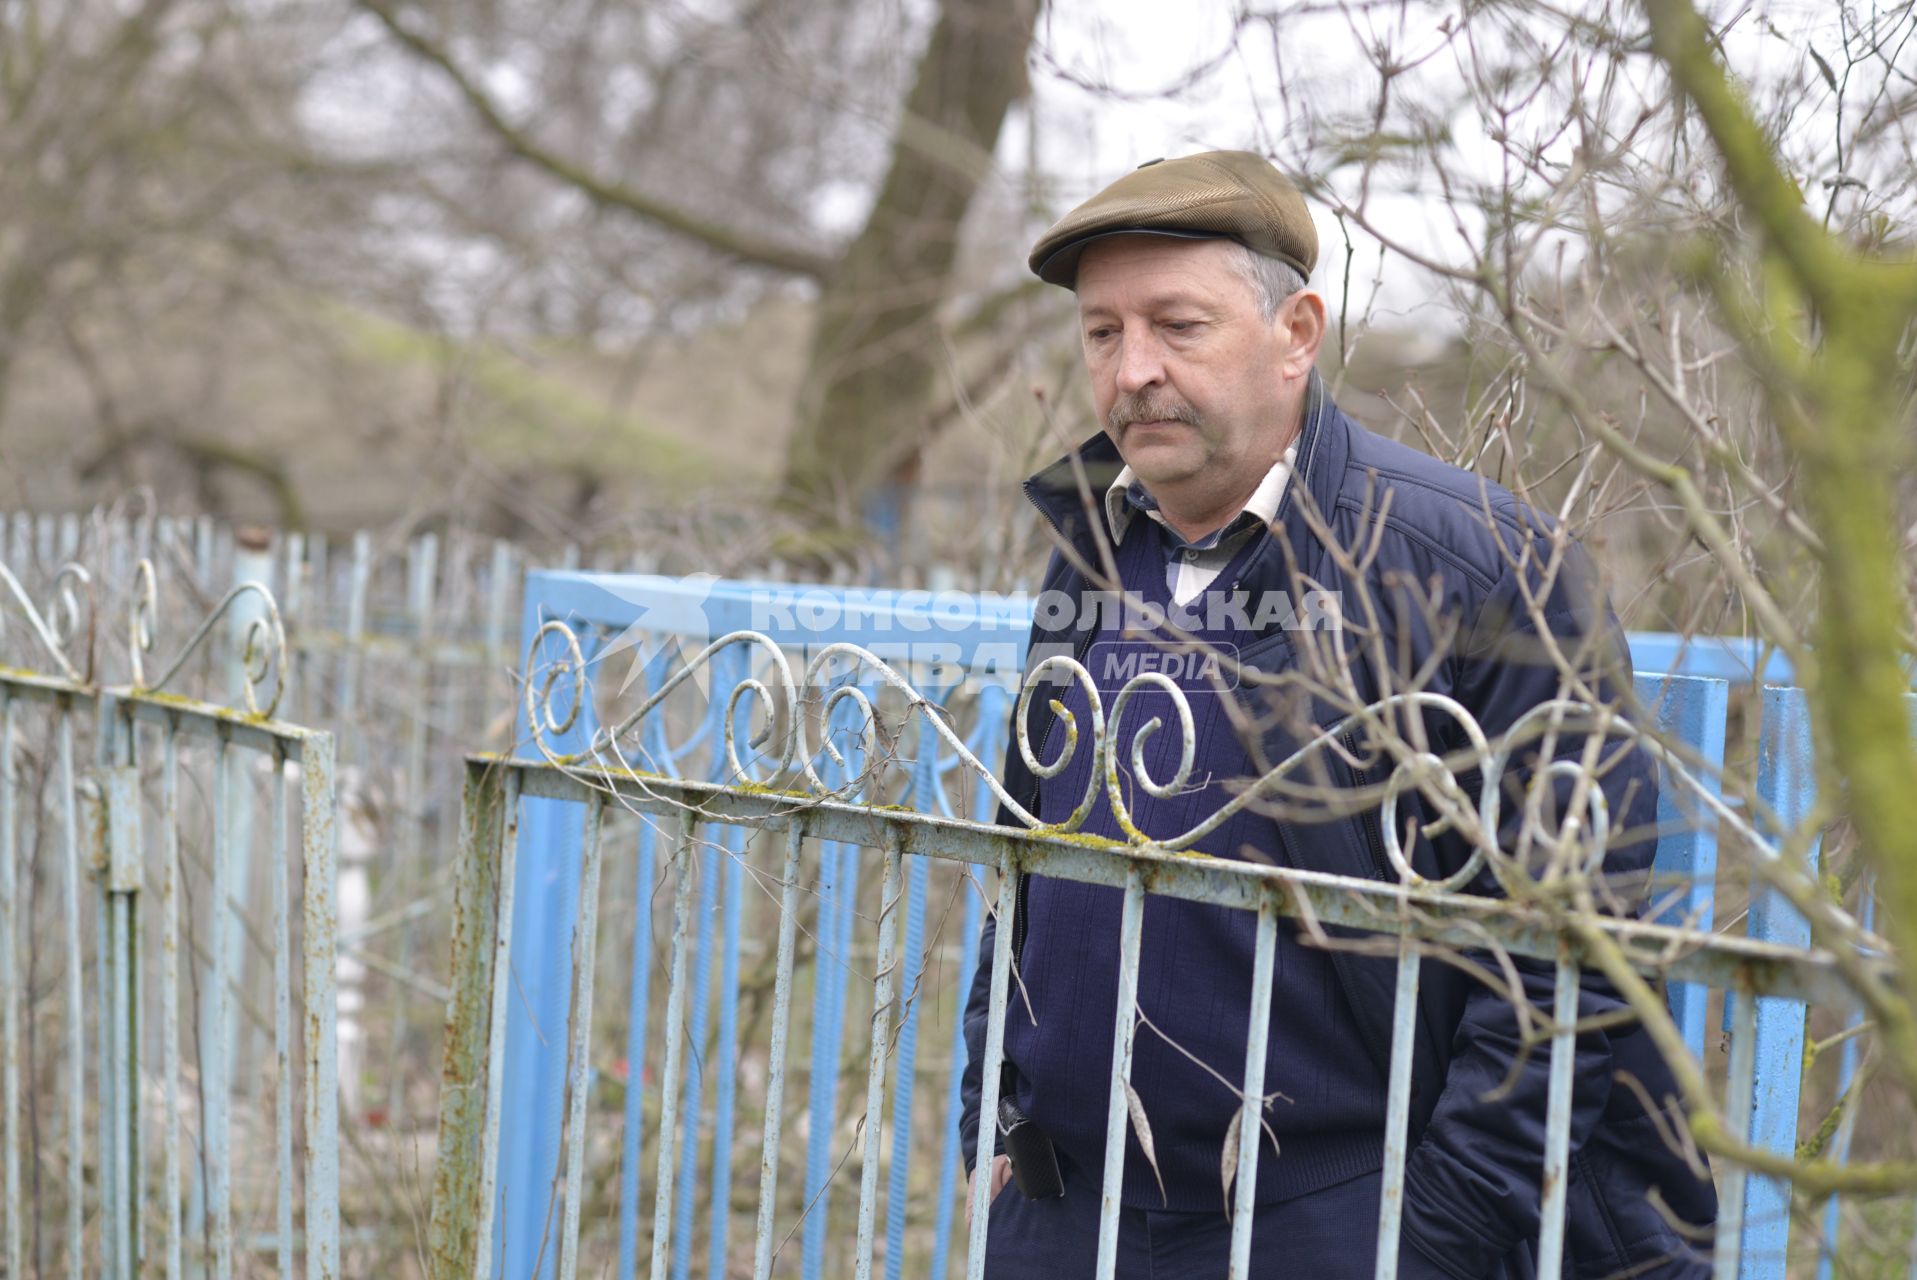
[961,379,1716,1278]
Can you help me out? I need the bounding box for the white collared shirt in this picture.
[1103,445,1296,607]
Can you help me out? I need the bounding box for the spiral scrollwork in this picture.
[524,619,589,751]
[514,618,1764,906]
[0,560,94,683]
[128,558,288,717]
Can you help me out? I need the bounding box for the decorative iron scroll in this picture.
[515,619,1775,898]
[129,557,289,717]
[0,560,95,682]
[1,554,290,718]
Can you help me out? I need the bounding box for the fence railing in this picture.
[0,557,339,1278]
[2,518,1898,1277]
[427,568,1898,1279]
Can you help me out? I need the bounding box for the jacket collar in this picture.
[1022,367,1347,580]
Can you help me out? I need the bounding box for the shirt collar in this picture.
[1104,442,1296,549]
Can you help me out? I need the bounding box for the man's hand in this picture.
[965,1155,1014,1228]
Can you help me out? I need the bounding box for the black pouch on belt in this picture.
[996,1064,1064,1199]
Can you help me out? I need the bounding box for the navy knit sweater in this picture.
[1004,518,1386,1211]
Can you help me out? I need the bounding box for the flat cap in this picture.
[1029,150,1316,288]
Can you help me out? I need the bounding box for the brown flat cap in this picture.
[1029,150,1316,288]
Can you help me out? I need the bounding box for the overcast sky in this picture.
[1006,1,1879,327]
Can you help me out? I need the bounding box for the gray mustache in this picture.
[1108,395,1201,434]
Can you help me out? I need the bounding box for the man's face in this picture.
[1075,235,1317,496]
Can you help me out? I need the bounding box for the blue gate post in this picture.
[1632,673,1729,1059]
[1742,686,1819,1279]
[497,582,601,1278]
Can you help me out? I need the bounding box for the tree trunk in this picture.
[776,0,1041,537]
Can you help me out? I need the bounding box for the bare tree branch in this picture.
[354,0,837,280]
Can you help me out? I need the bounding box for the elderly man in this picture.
[958,152,1715,1278]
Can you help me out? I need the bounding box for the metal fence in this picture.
[2,515,1901,1277]
[422,568,1901,1279]
[0,504,1032,1276]
[0,555,339,1277]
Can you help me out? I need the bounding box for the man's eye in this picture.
[1087,327,1116,341]
[1164,320,1196,333]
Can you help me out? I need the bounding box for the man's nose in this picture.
[1114,332,1166,396]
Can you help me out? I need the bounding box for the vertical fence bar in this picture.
[224,538,271,1098]
[611,645,675,1279]
[194,516,215,588]
[752,822,807,1280]
[1093,868,1147,1280]
[338,532,371,754]
[270,746,294,1277]
[301,733,341,1279]
[1227,895,1278,1279]
[471,770,523,1277]
[101,736,142,1280]
[802,682,874,1279]
[485,542,515,706]
[283,533,307,722]
[932,689,1006,1280]
[707,823,747,1280]
[1535,952,1580,1280]
[161,725,183,1280]
[428,763,511,1276]
[388,534,439,1128]
[58,704,85,1276]
[679,647,750,1280]
[615,821,660,1280]
[306,536,330,724]
[670,826,720,1280]
[1716,987,1758,1280]
[0,693,17,1280]
[404,532,439,860]
[854,836,907,1280]
[1373,930,1422,1280]
[95,767,117,1280]
[209,735,233,1280]
[963,851,1019,1280]
[557,796,607,1280]
[800,832,845,1280]
[801,824,857,1279]
[650,813,700,1280]
[884,719,938,1280]
[624,820,670,1280]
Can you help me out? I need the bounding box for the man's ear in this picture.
[1278,290,1328,378]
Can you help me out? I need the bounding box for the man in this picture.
[959,152,1715,1278]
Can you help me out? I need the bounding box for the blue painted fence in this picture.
[487,572,1874,1278]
